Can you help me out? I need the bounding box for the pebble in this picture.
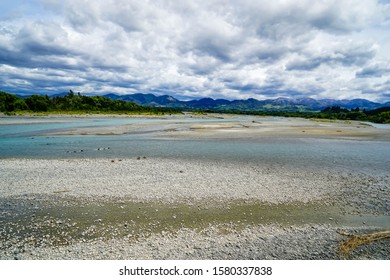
[0,157,388,260]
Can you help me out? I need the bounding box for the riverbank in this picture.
[2,113,389,140]
[1,114,389,259]
[1,157,389,259]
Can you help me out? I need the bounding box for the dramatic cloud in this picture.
[1,0,390,101]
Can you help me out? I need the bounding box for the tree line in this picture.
[192,105,390,123]
[1,90,389,123]
[0,90,180,114]
[317,106,390,123]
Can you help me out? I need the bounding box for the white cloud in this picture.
[0,0,389,101]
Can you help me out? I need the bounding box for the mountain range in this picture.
[19,92,390,112]
[101,93,390,112]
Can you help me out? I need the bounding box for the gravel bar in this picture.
[1,157,389,259]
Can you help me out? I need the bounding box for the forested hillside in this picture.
[0,91,180,114]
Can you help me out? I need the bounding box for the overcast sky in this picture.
[1,0,390,101]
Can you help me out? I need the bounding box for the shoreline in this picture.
[1,115,389,260]
[1,113,389,140]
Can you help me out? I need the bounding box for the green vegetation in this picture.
[316,106,390,124]
[193,106,390,124]
[0,90,181,115]
[1,90,389,123]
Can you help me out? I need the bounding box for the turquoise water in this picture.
[364,122,390,129]
[1,117,389,176]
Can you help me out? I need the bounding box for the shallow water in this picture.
[364,122,390,129]
[1,117,389,176]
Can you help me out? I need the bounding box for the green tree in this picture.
[0,91,19,112]
[13,98,29,111]
[25,95,50,111]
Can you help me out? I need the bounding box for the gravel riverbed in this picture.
[1,157,389,260]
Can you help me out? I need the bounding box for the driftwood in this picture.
[337,230,390,257]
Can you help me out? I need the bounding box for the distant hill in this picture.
[4,91,389,123]
[104,93,180,107]
[13,91,389,112]
[101,93,388,112]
